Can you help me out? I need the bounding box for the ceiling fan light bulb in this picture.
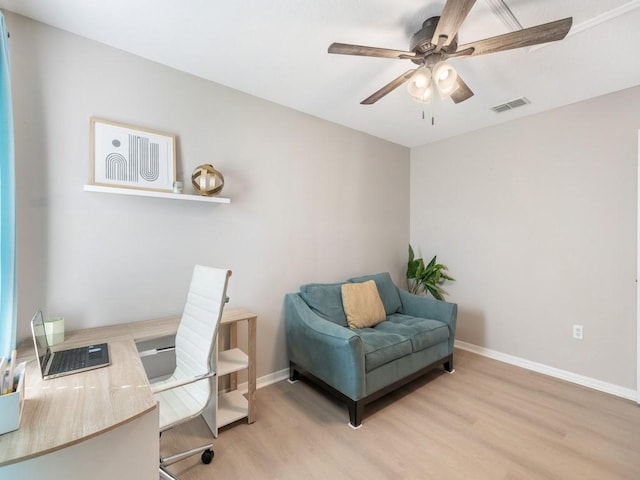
[407,84,433,103]
[407,67,431,90]
[411,85,433,104]
[433,61,458,97]
[407,67,432,103]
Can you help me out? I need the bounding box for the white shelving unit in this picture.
[202,307,257,437]
[83,184,230,203]
[216,349,250,427]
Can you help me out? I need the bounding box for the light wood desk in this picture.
[0,332,158,478]
[0,306,256,477]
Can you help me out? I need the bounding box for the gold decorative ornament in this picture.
[191,164,225,196]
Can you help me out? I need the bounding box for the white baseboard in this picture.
[240,346,639,403]
[236,367,290,394]
[455,340,637,401]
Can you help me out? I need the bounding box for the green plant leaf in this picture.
[407,244,418,279]
[407,262,416,279]
[425,283,443,300]
[406,244,454,300]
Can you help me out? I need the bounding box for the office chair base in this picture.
[158,449,213,480]
[160,444,214,478]
[160,443,214,467]
[201,448,214,464]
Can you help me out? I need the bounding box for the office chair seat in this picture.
[155,378,208,430]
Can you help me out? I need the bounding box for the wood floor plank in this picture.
[160,349,640,479]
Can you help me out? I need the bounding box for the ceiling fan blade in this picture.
[432,0,477,48]
[329,42,416,60]
[456,17,572,57]
[449,75,474,104]
[361,69,417,105]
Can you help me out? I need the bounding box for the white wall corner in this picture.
[637,128,640,405]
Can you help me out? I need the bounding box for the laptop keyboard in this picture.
[50,347,86,373]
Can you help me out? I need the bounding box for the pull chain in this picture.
[421,102,436,126]
[431,99,435,126]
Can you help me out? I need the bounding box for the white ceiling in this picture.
[2,0,640,147]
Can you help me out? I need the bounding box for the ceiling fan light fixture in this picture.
[328,0,572,107]
[407,66,433,103]
[432,61,458,97]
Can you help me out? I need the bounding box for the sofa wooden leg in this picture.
[348,400,363,429]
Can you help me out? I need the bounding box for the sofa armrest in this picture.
[285,293,366,400]
[398,288,457,352]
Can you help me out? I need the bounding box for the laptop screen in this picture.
[31,310,51,377]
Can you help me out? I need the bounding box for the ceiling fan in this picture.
[328,0,572,105]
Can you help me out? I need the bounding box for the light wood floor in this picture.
[160,349,640,479]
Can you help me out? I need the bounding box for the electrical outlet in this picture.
[573,324,584,340]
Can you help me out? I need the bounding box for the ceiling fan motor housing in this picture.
[409,16,458,64]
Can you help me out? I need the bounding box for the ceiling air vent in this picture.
[490,97,530,113]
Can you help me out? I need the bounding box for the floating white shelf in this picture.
[83,184,230,203]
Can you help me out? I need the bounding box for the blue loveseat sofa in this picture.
[285,272,457,427]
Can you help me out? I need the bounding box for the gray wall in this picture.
[10,10,638,392]
[411,86,640,389]
[8,13,410,378]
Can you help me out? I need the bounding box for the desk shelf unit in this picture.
[204,307,257,435]
[217,348,250,427]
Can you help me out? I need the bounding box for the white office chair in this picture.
[148,265,231,480]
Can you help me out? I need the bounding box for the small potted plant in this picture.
[406,244,454,300]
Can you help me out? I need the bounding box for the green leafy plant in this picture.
[406,244,454,300]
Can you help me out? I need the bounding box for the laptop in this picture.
[30,310,110,379]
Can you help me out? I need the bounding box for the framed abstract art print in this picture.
[90,118,176,192]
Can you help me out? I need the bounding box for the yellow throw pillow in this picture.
[341,280,386,329]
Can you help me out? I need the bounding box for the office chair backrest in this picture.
[173,265,231,406]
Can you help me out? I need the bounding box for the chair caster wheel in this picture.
[201,448,214,464]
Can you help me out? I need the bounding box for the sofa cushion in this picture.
[383,314,449,352]
[349,272,402,316]
[341,280,386,329]
[299,282,348,327]
[353,328,413,372]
